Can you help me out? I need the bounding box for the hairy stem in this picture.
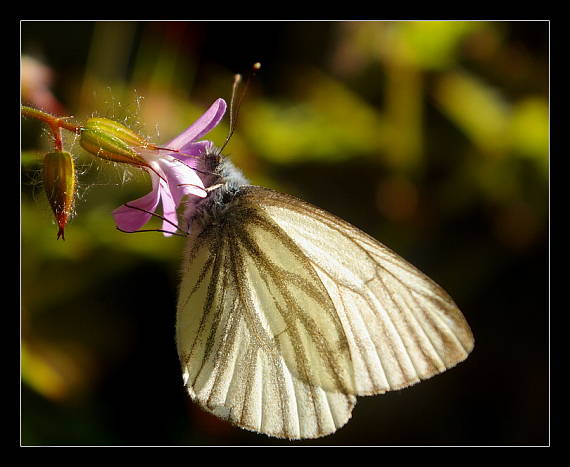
[21,106,81,150]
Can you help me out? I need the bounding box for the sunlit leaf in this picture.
[510,97,549,169]
[434,71,510,156]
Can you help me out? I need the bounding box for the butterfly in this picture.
[175,147,475,439]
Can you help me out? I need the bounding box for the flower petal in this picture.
[112,177,160,231]
[158,180,179,237]
[165,98,227,150]
[157,157,207,205]
[177,141,212,162]
[181,140,213,154]
[161,141,211,170]
[113,99,226,237]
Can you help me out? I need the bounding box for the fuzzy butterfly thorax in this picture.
[183,148,249,231]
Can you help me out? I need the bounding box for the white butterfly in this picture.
[175,154,474,440]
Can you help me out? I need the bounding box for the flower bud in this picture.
[43,151,75,240]
[79,117,154,169]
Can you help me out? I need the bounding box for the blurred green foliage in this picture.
[21,20,548,446]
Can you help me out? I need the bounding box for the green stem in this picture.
[21,105,81,134]
[22,105,82,153]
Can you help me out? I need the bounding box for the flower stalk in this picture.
[21,105,80,151]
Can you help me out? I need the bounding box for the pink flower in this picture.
[112,98,226,236]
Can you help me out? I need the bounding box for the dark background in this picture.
[21,21,549,446]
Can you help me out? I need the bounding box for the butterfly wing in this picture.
[176,185,474,439]
[176,191,357,439]
[240,186,475,395]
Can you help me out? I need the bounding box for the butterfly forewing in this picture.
[242,186,475,395]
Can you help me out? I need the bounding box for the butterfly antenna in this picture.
[217,62,261,156]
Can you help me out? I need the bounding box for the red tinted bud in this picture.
[43,151,75,240]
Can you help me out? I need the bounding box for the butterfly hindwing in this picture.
[176,190,357,439]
